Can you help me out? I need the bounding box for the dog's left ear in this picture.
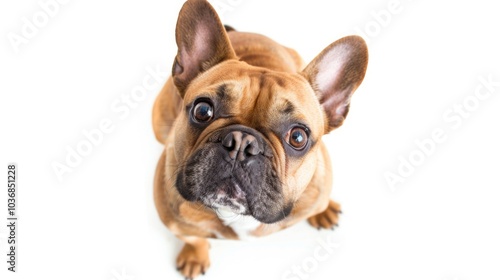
[302,36,368,132]
[172,0,236,96]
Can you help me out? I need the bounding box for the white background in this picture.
[1,0,500,280]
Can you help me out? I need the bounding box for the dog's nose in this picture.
[222,131,261,161]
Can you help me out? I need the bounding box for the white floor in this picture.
[1,1,500,280]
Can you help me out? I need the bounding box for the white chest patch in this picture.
[216,208,261,240]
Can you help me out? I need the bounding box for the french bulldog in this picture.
[152,0,368,278]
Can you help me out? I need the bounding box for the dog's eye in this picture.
[286,127,308,150]
[193,101,214,123]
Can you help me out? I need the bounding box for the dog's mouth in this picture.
[176,137,291,224]
[201,180,250,215]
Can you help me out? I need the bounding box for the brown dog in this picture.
[152,0,368,278]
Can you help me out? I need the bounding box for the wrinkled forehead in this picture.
[185,62,325,136]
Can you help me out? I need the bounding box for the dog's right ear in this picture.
[172,0,236,97]
[302,36,368,132]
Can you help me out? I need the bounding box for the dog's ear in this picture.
[172,0,236,97]
[302,36,368,132]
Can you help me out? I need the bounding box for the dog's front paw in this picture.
[307,200,342,230]
[176,243,210,280]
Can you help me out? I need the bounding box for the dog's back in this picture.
[227,30,305,72]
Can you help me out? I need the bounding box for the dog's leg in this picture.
[307,200,342,229]
[176,236,210,280]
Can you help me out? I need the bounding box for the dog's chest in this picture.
[216,209,261,240]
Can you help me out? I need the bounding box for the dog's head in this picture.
[170,0,368,223]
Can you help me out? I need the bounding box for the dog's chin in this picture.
[201,185,250,216]
[176,180,293,224]
[201,191,293,224]
[197,190,285,224]
[176,142,292,224]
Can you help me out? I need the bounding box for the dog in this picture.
[152,0,368,278]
